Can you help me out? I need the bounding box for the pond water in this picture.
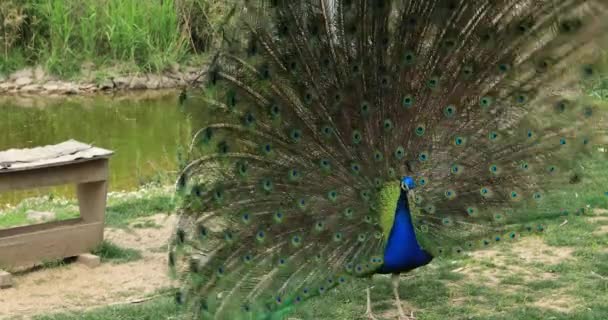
[0,90,204,205]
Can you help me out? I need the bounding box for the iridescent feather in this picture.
[170,1,608,319]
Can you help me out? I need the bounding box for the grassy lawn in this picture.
[26,154,608,320]
[0,184,176,230]
[30,210,607,320]
[34,294,186,320]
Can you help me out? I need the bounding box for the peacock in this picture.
[170,1,608,319]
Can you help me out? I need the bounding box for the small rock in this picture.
[42,83,61,93]
[21,84,41,92]
[0,83,16,91]
[15,77,33,86]
[9,68,33,81]
[99,80,115,90]
[56,82,79,94]
[160,76,177,88]
[129,77,148,90]
[33,66,45,81]
[77,254,101,268]
[113,77,130,89]
[26,210,56,223]
[146,75,162,89]
[80,83,97,92]
[0,270,12,289]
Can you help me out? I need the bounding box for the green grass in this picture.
[0,196,80,229]
[105,193,176,228]
[0,0,233,76]
[34,294,186,320]
[287,218,608,319]
[30,155,608,319]
[284,155,608,320]
[0,185,176,229]
[92,240,142,264]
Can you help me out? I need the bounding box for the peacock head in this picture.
[400,176,416,192]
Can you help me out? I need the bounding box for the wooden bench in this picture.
[0,140,113,287]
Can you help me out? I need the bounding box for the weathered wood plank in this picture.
[0,221,104,269]
[0,140,112,272]
[0,159,108,192]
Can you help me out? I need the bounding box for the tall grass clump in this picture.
[31,0,188,75]
[0,0,233,76]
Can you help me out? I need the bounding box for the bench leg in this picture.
[77,180,108,224]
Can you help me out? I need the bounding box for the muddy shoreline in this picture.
[0,65,205,97]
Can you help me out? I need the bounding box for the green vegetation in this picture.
[0,184,176,229]
[0,0,233,76]
[0,195,79,229]
[31,155,608,319]
[33,210,608,319]
[34,293,186,320]
[92,240,143,264]
[106,191,176,228]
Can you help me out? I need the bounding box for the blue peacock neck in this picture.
[378,187,433,274]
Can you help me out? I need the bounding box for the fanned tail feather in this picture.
[170,1,608,318]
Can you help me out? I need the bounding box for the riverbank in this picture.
[1,0,230,96]
[0,64,206,96]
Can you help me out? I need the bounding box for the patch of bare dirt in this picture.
[593,209,608,215]
[533,290,577,313]
[0,214,178,319]
[593,225,608,236]
[455,237,573,288]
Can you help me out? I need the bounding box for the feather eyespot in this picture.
[444,105,456,117]
[334,232,342,241]
[290,129,302,142]
[394,147,405,160]
[402,95,414,108]
[360,101,371,115]
[315,221,326,231]
[427,77,440,89]
[319,159,331,171]
[403,52,416,65]
[415,125,425,136]
[479,96,493,108]
[454,136,465,146]
[480,187,492,197]
[417,177,427,186]
[351,162,361,174]
[344,208,354,218]
[274,211,284,223]
[444,189,457,200]
[373,150,383,161]
[450,164,463,175]
[383,119,394,131]
[352,130,362,144]
[418,152,429,162]
[466,207,477,216]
